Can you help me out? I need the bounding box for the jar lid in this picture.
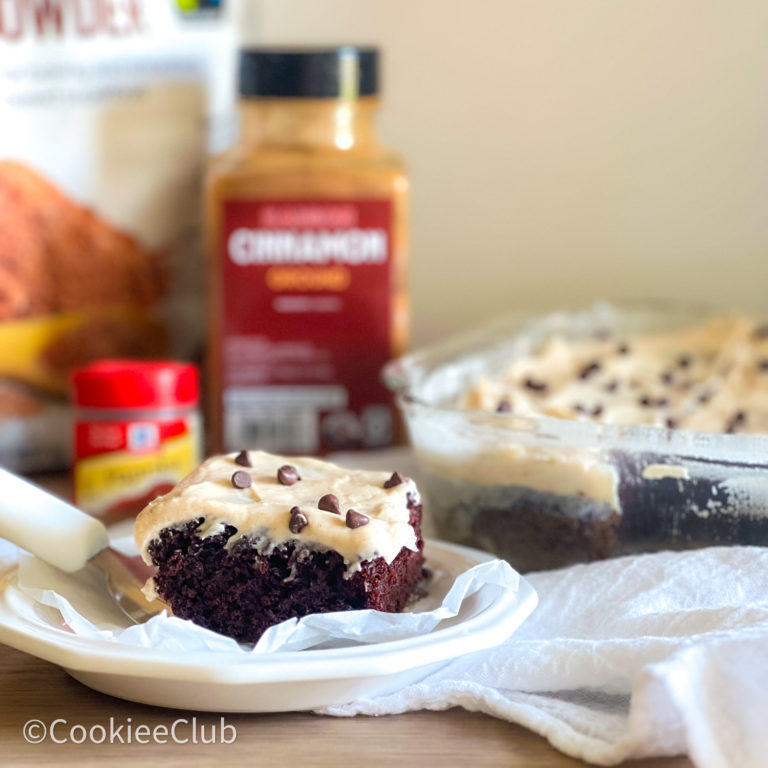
[239,46,379,99]
[72,360,199,409]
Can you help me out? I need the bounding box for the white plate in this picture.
[0,540,537,712]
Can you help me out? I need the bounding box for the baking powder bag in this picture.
[0,0,236,471]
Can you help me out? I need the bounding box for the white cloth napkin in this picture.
[322,546,768,768]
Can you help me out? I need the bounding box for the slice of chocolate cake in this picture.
[134,451,425,644]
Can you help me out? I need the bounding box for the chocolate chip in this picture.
[496,398,512,413]
[661,371,674,385]
[753,324,768,339]
[698,391,712,404]
[289,506,309,533]
[666,417,678,429]
[616,343,630,355]
[571,401,602,417]
[725,411,746,434]
[579,361,601,380]
[758,359,768,371]
[677,354,692,369]
[345,509,369,529]
[231,470,252,489]
[639,396,667,408]
[384,471,408,489]
[234,450,252,467]
[318,494,341,515]
[604,380,619,393]
[277,464,301,485]
[524,377,548,393]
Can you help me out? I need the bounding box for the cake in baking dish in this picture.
[398,309,768,572]
[134,450,425,643]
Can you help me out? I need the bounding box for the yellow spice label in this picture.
[75,432,198,515]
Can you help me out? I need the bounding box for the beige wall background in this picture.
[239,0,768,345]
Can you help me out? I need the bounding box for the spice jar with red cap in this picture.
[71,360,201,519]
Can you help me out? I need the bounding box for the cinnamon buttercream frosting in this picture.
[135,450,420,574]
[462,314,768,435]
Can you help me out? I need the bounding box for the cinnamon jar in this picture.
[205,46,409,454]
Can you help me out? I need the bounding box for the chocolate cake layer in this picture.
[148,500,424,644]
[421,473,618,572]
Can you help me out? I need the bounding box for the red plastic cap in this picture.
[72,360,199,410]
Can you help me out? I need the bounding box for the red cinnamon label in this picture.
[220,199,395,453]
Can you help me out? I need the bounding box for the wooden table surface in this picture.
[0,642,693,767]
[0,474,694,767]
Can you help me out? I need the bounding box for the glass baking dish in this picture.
[384,302,768,572]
